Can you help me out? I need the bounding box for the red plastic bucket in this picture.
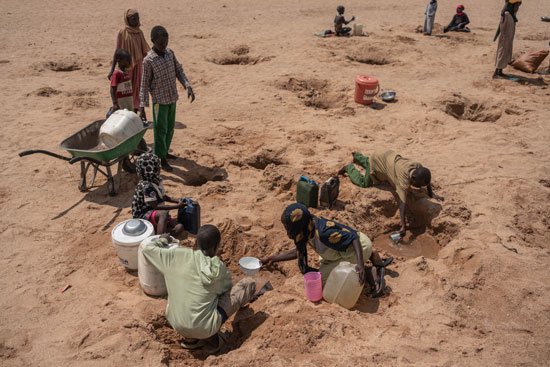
[354,75,379,105]
[304,271,322,302]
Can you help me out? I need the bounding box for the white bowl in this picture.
[239,257,261,276]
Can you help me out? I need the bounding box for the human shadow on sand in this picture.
[190,308,269,359]
[503,74,547,86]
[164,158,228,187]
[146,121,187,130]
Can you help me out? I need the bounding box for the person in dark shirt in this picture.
[334,5,355,36]
[444,4,470,33]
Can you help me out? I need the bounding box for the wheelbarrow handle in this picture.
[18,149,72,161]
[68,156,103,165]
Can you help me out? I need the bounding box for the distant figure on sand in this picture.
[108,9,150,111]
[423,0,438,36]
[338,151,443,240]
[334,5,356,36]
[493,0,522,79]
[443,5,470,33]
[260,203,393,297]
[141,225,265,354]
[139,26,195,172]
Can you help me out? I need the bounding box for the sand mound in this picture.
[278,77,346,109]
[209,45,272,65]
[28,87,62,97]
[40,60,81,72]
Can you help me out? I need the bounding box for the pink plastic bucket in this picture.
[304,272,322,302]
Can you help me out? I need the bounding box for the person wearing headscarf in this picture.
[131,153,184,235]
[108,9,150,111]
[493,0,522,78]
[423,0,438,36]
[261,204,393,296]
[443,5,470,33]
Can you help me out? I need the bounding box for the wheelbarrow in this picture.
[19,119,150,196]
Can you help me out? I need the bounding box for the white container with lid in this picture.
[138,235,179,296]
[323,261,364,309]
[99,109,143,148]
[111,219,154,270]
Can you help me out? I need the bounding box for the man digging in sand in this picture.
[141,225,270,354]
[338,151,443,241]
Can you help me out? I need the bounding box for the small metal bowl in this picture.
[380,90,397,102]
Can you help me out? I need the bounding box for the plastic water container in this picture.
[111,219,154,270]
[304,272,323,302]
[138,235,179,296]
[353,24,363,36]
[99,109,143,148]
[354,75,379,106]
[177,198,201,235]
[323,261,364,309]
[296,176,319,208]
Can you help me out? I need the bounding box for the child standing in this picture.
[139,26,195,172]
[109,49,134,113]
[131,152,185,236]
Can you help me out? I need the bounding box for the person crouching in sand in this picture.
[443,5,470,33]
[131,152,185,236]
[261,204,393,297]
[141,225,261,354]
[334,5,356,36]
[338,150,443,240]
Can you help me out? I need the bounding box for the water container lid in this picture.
[122,219,147,236]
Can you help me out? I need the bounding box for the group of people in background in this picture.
[108,9,195,172]
[422,0,525,78]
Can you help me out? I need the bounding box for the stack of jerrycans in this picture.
[296,176,319,208]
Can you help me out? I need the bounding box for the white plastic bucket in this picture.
[111,219,154,270]
[138,236,179,296]
[99,109,143,148]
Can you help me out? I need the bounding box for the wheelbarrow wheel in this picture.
[121,139,148,174]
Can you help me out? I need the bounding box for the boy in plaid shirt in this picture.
[139,26,195,172]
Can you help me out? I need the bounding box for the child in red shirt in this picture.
[109,49,135,113]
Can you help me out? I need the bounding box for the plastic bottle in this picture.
[323,261,364,309]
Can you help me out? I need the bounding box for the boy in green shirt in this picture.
[142,225,257,353]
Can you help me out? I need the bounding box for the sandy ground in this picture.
[1,0,550,366]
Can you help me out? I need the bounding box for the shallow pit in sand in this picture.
[373,233,440,259]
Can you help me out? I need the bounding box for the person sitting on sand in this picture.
[108,9,150,111]
[423,0,438,36]
[139,26,195,172]
[338,151,443,240]
[493,0,522,79]
[261,203,393,297]
[109,49,134,114]
[443,5,470,33]
[142,225,262,354]
[334,5,356,36]
[131,152,185,236]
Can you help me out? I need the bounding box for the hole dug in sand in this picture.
[209,44,272,65]
[346,47,393,65]
[278,77,346,109]
[245,148,287,170]
[442,93,502,122]
[41,60,81,72]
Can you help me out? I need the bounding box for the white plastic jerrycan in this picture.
[138,235,179,297]
[323,261,364,309]
[99,109,143,148]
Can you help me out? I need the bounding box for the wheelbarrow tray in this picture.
[60,119,148,162]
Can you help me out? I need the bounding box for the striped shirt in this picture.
[140,48,191,107]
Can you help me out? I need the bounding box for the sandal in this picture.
[202,333,227,354]
[180,339,204,350]
[376,256,394,268]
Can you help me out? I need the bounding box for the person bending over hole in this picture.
[338,150,443,240]
[334,5,356,36]
[142,225,264,354]
[131,153,185,236]
[443,5,470,33]
[261,204,393,297]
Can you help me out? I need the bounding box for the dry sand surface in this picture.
[1,0,550,366]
